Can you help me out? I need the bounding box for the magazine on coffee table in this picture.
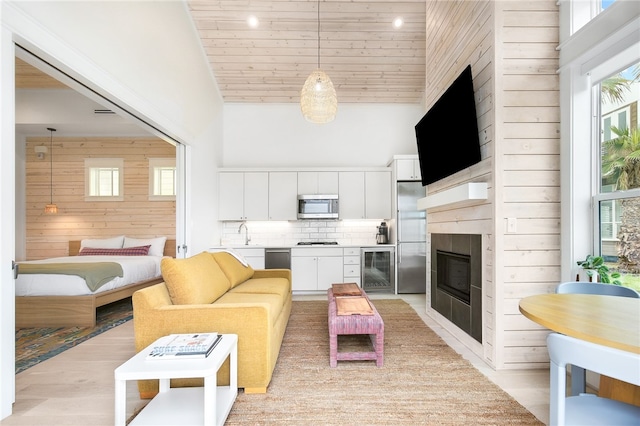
[332,282,362,297]
[146,333,222,360]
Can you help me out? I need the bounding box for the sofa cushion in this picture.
[161,252,231,305]
[214,292,283,325]
[212,251,254,288]
[229,278,291,301]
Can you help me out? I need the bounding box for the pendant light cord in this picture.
[47,127,55,204]
[317,0,320,69]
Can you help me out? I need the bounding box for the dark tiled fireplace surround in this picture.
[430,233,482,343]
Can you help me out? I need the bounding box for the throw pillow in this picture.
[161,252,231,305]
[211,251,254,288]
[123,236,167,257]
[78,245,151,256]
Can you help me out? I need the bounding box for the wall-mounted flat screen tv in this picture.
[415,65,481,186]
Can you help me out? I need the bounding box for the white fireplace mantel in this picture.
[417,182,488,210]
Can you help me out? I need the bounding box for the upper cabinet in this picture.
[219,167,391,221]
[338,171,365,219]
[297,171,339,194]
[395,158,422,181]
[218,172,269,220]
[269,172,297,220]
[365,171,392,219]
[339,171,392,219]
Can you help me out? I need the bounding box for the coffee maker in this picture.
[376,222,389,244]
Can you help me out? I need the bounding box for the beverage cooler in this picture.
[361,246,395,294]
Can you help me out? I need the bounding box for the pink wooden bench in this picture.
[327,288,384,367]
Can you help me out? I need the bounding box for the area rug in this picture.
[15,297,133,374]
[225,299,543,425]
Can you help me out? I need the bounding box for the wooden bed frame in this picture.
[15,239,176,328]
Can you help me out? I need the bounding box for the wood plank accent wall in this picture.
[424,1,560,370]
[25,136,176,260]
[497,1,560,369]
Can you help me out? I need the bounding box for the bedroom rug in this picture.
[15,297,133,374]
[225,299,543,425]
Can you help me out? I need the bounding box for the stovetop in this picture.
[296,242,339,246]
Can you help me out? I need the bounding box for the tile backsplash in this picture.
[219,219,385,247]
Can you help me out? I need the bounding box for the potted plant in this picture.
[576,255,622,285]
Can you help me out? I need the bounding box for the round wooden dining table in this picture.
[519,293,640,354]
[519,293,640,406]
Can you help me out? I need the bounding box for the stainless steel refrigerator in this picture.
[397,181,427,293]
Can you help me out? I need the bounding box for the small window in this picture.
[149,158,176,200]
[85,158,124,201]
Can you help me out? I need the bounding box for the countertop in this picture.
[211,244,396,249]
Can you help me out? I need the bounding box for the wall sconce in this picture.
[35,145,47,160]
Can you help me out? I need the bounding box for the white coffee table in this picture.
[114,333,238,426]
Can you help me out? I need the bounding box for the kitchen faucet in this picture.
[238,222,251,245]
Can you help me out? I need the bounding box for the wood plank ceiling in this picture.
[186,0,426,103]
[16,1,427,105]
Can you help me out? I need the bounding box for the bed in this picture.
[15,237,176,328]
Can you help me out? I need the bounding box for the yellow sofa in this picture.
[132,251,292,397]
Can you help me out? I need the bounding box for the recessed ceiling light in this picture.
[393,17,404,28]
[247,15,259,28]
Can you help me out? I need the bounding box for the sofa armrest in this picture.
[252,268,291,282]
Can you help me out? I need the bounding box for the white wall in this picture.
[1,1,223,418]
[223,103,424,167]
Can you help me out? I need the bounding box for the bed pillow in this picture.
[161,252,231,305]
[123,236,167,257]
[78,245,151,256]
[80,235,125,249]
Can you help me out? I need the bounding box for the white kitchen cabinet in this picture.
[338,171,391,220]
[365,171,392,219]
[297,171,339,195]
[338,171,365,219]
[218,172,269,221]
[343,247,361,286]
[291,247,343,292]
[396,158,422,181]
[269,172,297,220]
[317,256,344,291]
[218,172,244,220]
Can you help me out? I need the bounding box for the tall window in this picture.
[85,158,124,201]
[594,62,640,288]
[561,0,639,291]
[149,158,176,200]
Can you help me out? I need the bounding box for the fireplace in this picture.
[436,251,471,304]
[431,234,482,343]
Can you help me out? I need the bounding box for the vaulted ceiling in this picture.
[186,0,426,103]
[15,0,427,135]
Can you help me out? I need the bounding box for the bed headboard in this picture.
[69,239,177,258]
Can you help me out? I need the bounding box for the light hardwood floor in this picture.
[1,294,550,425]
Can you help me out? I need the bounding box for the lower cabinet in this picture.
[342,247,361,286]
[291,247,343,292]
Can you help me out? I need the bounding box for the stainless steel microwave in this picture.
[297,194,339,219]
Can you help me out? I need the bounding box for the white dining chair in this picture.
[555,281,639,396]
[547,332,640,426]
[556,281,640,298]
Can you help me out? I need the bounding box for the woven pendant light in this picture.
[300,0,337,124]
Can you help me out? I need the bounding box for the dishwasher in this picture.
[265,248,291,269]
